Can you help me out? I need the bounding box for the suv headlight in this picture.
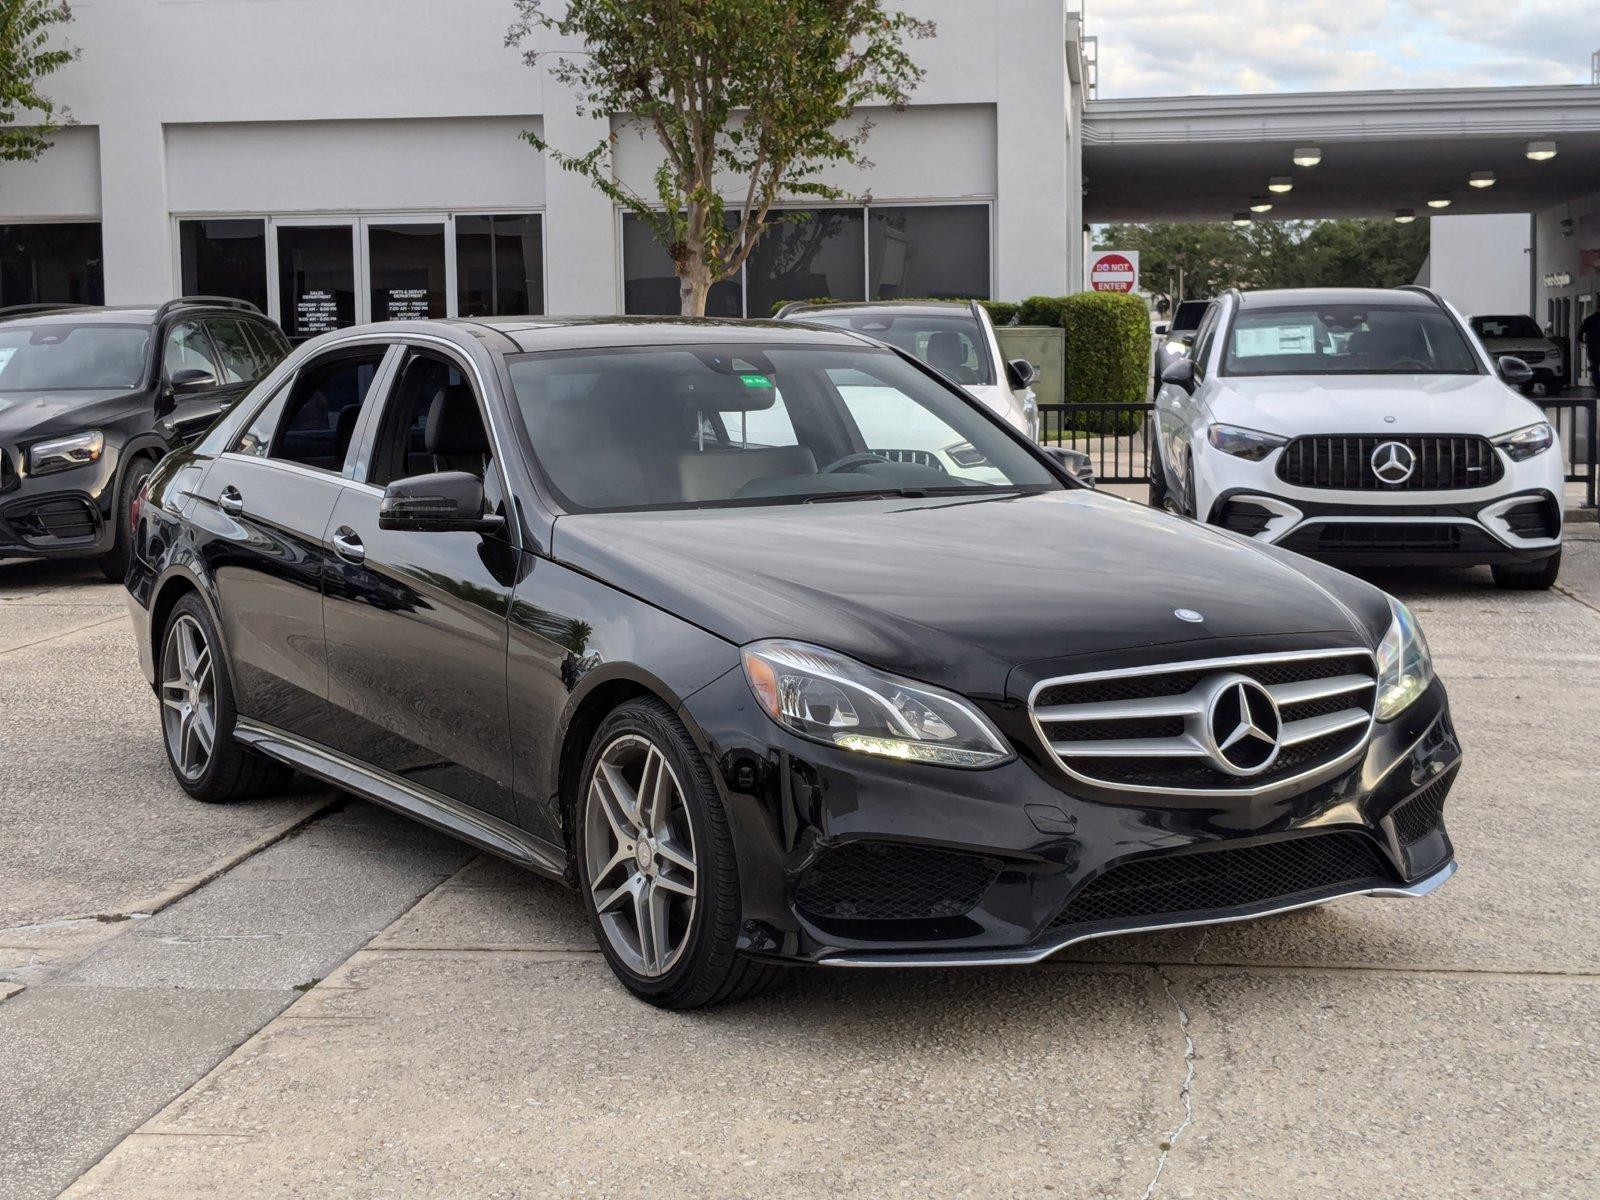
[1376,597,1434,721]
[29,430,105,475]
[741,640,1013,768]
[1207,424,1287,461]
[1492,422,1553,462]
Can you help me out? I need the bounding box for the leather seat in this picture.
[926,330,974,383]
[425,382,490,475]
[676,445,818,503]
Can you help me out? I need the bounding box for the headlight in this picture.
[1165,341,1190,357]
[29,430,105,475]
[740,640,1013,768]
[1492,422,1553,462]
[1375,597,1434,721]
[1207,424,1287,461]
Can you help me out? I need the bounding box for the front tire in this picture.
[159,594,289,802]
[576,698,783,1009]
[100,456,155,582]
[1492,551,1561,591]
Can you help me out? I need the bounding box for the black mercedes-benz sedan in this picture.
[125,316,1459,1008]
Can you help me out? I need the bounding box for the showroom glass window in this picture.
[621,204,989,317]
[368,223,447,322]
[178,220,269,312]
[0,223,105,307]
[457,214,545,316]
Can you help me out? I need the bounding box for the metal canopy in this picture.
[1082,84,1600,223]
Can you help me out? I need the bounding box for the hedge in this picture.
[1017,291,1150,434]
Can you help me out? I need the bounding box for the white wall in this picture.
[0,0,1072,312]
[1428,214,1531,317]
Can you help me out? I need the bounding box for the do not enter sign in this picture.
[1087,251,1139,293]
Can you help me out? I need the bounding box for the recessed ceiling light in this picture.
[1525,140,1557,161]
[1427,195,1453,209]
[1394,209,1416,224]
[1267,176,1294,194]
[1292,147,1322,167]
[1468,171,1496,188]
[1232,212,1253,226]
[1249,196,1274,213]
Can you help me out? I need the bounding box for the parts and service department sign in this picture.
[1086,251,1139,293]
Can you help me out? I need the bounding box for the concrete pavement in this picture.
[5,546,1600,1199]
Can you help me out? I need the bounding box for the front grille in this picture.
[1032,650,1377,794]
[1390,772,1454,845]
[1048,832,1394,929]
[1518,351,1546,364]
[1501,499,1559,540]
[10,496,98,542]
[795,841,1002,922]
[1277,435,1503,491]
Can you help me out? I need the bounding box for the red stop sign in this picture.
[1089,253,1137,292]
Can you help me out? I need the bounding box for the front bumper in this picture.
[0,448,119,561]
[681,667,1460,967]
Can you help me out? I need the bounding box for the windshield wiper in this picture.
[801,485,1019,505]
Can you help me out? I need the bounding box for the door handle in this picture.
[331,527,366,565]
[218,486,245,515]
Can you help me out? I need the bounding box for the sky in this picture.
[1089,0,1598,97]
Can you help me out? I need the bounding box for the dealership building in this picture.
[1,0,1598,370]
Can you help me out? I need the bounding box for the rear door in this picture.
[320,343,520,823]
[189,341,395,741]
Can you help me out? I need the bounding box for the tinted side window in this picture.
[205,319,258,385]
[232,379,292,457]
[1189,305,1220,379]
[367,351,504,513]
[261,350,387,473]
[164,322,220,382]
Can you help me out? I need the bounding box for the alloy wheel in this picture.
[584,734,699,977]
[161,614,217,781]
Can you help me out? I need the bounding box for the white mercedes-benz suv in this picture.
[1152,286,1564,589]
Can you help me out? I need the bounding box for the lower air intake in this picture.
[1048,832,1393,929]
[796,841,1002,922]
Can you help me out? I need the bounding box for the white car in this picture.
[775,300,1041,437]
[1152,286,1564,590]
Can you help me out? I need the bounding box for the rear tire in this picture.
[159,594,290,803]
[1492,551,1561,591]
[576,697,785,1009]
[100,456,155,583]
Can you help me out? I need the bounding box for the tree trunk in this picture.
[678,263,712,317]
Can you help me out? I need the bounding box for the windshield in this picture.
[794,311,995,386]
[506,343,1057,513]
[1471,315,1542,340]
[0,324,150,391]
[1222,304,1479,377]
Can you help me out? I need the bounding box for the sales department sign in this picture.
[1087,251,1139,293]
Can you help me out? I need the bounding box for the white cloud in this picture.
[1090,0,1594,97]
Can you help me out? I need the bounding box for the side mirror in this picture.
[1154,323,1170,336]
[1005,357,1040,389]
[1160,358,1197,393]
[1497,355,1535,385]
[1043,445,1096,488]
[168,367,217,396]
[378,471,504,534]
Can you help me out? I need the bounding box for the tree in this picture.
[508,0,933,315]
[1096,218,1429,306]
[0,1,74,166]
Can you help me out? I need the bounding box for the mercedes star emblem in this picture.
[1174,608,1204,623]
[1203,675,1282,775]
[1370,440,1417,486]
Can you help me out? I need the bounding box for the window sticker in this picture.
[1235,324,1317,356]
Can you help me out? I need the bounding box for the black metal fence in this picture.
[1536,396,1596,509]
[1039,397,1598,507]
[1038,403,1155,485]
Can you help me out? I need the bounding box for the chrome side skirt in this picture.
[819,859,1456,969]
[233,717,568,882]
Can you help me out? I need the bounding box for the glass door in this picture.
[365,219,449,323]
[272,220,357,343]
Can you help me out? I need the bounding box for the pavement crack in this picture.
[1140,965,1196,1200]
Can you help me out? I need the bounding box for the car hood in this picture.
[0,389,144,440]
[1206,373,1539,435]
[551,489,1368,698]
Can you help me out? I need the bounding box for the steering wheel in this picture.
[822,451,892,474]
[1386,358,1430,371]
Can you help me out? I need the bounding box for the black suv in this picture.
[0,297,290,578]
